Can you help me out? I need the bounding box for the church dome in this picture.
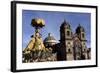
[44,33,58,47]
[44,33,57,43]
[60,20,71,29]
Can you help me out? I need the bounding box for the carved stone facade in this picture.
[58,20,90,60]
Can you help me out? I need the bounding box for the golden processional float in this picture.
[23,18,53,63]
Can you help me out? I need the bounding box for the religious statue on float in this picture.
[23,18,52,63]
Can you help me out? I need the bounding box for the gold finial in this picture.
[31,18,45,27]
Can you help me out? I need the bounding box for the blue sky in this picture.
[22,10,91,49]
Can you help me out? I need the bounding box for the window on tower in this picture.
[67,31,70,36]
[82,33,84,38]
[68,49,70,52]
[68,48,72,53]
[68,42,70,44]
[83,43,85,45]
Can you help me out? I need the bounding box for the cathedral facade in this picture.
[44,20,91,61]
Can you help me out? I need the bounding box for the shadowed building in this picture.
[59,20,74,60]
[44,20,91,61]
[59,20,89,60]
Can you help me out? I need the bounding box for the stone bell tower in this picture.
[75,24,87,59]
[60,20,74,60]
